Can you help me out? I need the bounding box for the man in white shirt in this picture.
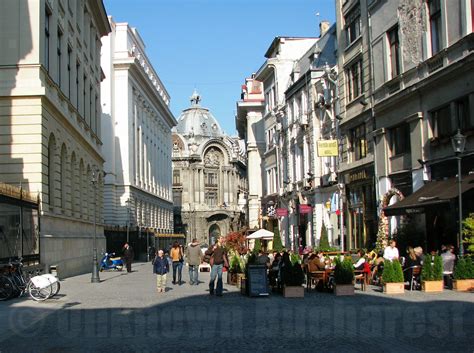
[383,240,399,261]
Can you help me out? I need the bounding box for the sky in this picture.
[103,0,336,136]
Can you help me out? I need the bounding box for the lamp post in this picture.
[451,129,466,256]
[91,169,100,283]
[125,198,131,243]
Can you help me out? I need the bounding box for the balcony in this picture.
[389,153,411,173]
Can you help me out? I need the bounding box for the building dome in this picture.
[175,90,223,137]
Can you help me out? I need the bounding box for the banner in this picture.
[299,204,312,214]
[276,208,288,217]
[317,140,338,157]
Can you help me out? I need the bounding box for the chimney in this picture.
[319,21,330,37]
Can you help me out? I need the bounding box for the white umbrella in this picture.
[246,229,274,240]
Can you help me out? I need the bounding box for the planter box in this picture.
[334,284,355,296]
[453,279,473,292]
[236,274,245,289]
[240,278,247,295]
[227,272,238,285]
[422,280,443,292]
[283,285,304,298]
[383,282,405,294]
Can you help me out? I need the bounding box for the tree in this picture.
[462,213,474,254]
[224,231,246,254]
[272,226,283,252]
[319,224,330,250]
[254,238,262,253]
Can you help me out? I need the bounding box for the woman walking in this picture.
[153,250,169,293]
[170,242,184,285]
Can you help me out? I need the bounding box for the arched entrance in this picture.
[209,223,221,245]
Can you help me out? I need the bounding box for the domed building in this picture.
[172,91,247,246]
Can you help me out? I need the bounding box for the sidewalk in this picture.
[0,263,473,353]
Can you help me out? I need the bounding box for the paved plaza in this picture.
[0,263,473,353]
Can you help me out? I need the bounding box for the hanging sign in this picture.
[299,204,313,214]
[317,140,338,157]
[276,208,288,217]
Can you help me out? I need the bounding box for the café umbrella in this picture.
[246,229,274,240]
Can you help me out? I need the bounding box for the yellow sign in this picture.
[317,140,338,157]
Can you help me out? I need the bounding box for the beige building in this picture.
[0,0,110,277]
[370,0,474,251]
[101,18,176,253]
[173,92,247,246]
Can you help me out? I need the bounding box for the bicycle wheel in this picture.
[50,281,60,296]
[10,273,27,297]
[0,275,14,301]
[27,281,52,301]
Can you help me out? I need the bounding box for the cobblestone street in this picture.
[0,263,473,352]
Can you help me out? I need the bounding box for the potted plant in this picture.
[227,253,242,285]
[421,255,444,292]
[282,256,305,298]
[382,260,405,294]
[334,257,355,296]
[453,257,473,291]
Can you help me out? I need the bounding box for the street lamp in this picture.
[91,169,101,283]
[451,129,466,256]
[125,198,131,243]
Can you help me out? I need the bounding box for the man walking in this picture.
[123,242,134,273]
[186,238,202,285]
[208,236,228,296]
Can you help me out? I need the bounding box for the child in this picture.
[153,250,169,293]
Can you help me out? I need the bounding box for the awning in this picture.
[384,174,474,216]
[246,229,274,240]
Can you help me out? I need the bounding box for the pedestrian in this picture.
[123,242,134,273]
[186,238,202,285]
[153,250,169,293]
[170,241,184,284]
[383,239,399,261]
[208,236,229,296]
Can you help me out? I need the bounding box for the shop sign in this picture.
[317,140,338,157]
[299,204,312,214]
[276,208,288,217]
[348,169,367,183]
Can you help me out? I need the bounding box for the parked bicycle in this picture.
[0,258,60,301]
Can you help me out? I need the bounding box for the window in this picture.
[430,104,452,139]
[206,172,218,186]
[390,124,410,155]
[351,124,367,160]
[45,9,51,72]
[57,28,62,87]
[429,0,442,55]
[346,60,363,101]
[172,170,180,185]
[67,46,72,98]
[454,97,472,131]
[83,75,86,118]
[205,192,217,207]
[345,5,361,47]
[387,25,400,78]
[76,61,80,108]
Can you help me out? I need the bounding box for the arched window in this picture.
[86,165,92,220]
[79,160,84,218]
[47,134,56,209]
[60,144,67,211]
[70,152,77,215]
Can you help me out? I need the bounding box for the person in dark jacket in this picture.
[153,250,169,293]
[186,238,203,285]
[123,243,134,273]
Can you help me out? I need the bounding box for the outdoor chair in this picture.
[403,265,421,291]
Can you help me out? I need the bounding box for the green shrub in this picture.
[454,258,470,280]
[467,257,474,279]
[272,227,284,252]
[230,254,242,273]
[432,255,443,281]
[421,260,433,281]
[290,253,301,266]
[334,257,354,285]
[392,260,404,283]
[254,239,262,253]
[282,262,305,286]
[319,225,330,250]
[462,213,474,254]
[382,260,394,283]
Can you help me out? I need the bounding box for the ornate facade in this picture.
[172,92,247,246]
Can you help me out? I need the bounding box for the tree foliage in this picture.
[463,213,474,254]
[224,231,247,254]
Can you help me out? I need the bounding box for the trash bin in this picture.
[49,265,59,279]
